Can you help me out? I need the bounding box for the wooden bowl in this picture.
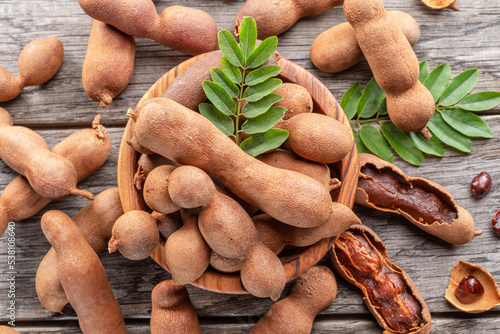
[117,52,359,294]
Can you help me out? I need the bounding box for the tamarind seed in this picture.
[492,210,500,236]
[471,171,492,197]
[455,275,484,304]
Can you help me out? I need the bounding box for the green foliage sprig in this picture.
[199,17,288,157]
[344,61,496,166]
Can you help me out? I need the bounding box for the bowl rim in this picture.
[117,51,359,294]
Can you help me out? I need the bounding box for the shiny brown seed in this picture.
[471,171,492,197]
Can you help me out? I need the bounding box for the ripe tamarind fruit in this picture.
[41,210,127,333]
[0,114,109,236]
[0,37,64,102]
[143,165,180,214]
[344,0,434,137]
[0,112,94,200]
[164,209,211,285]
[83,20,135,108]
[210,251,243,274]
[150,280,201,334]
[356,153,481,245]
[130,97,332,228]
[235,0,344,39]
[78,0,218,55]
[311,10,420,73]
[36,188,123,313]
[108,210,159,260]
[276,113,353,164]
[250,266,337,334]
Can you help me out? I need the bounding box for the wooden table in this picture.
[1,0,500,333]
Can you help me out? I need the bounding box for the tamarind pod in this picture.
[78,1,218,56]
[41,210,127,333]
[161,50,224,110]
[210,251,243,273]
[311,10,420,73]
[344,0,434,137]
[0,37,63,102]
[150,280,201,334]
[134,153,179,190]
[330,224,431,333]
[151,211,182,241]
[235,0,344,40]
[130,97,332,228]
[356,153,482,245]
[0,115,110,236]
[36,188,123,313]
[83,20,136,108]
[250,266,337,334]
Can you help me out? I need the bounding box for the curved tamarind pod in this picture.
[344,0,434,137]
[78,1,217,56]
[356,153,482,245]
[83,20,135,108]
[0,37,63,102]
[311,10,420,73]
[41,210,127,333]
[130,97,332,228]
[235,0,344,40]
[250,266,337,334]
[36,188,123,313]
[330,224,431,334]
[0,114,109,236]
[150,280,201,334]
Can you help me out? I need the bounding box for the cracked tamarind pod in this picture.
[330,224,432,334]
[0,37,64,102]
[356,153,482,245]
[421,0,459,11]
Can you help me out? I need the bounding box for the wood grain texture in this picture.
[1,0,500,333]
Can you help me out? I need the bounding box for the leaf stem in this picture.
[235,65,247,145]
[350,116,390,126]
